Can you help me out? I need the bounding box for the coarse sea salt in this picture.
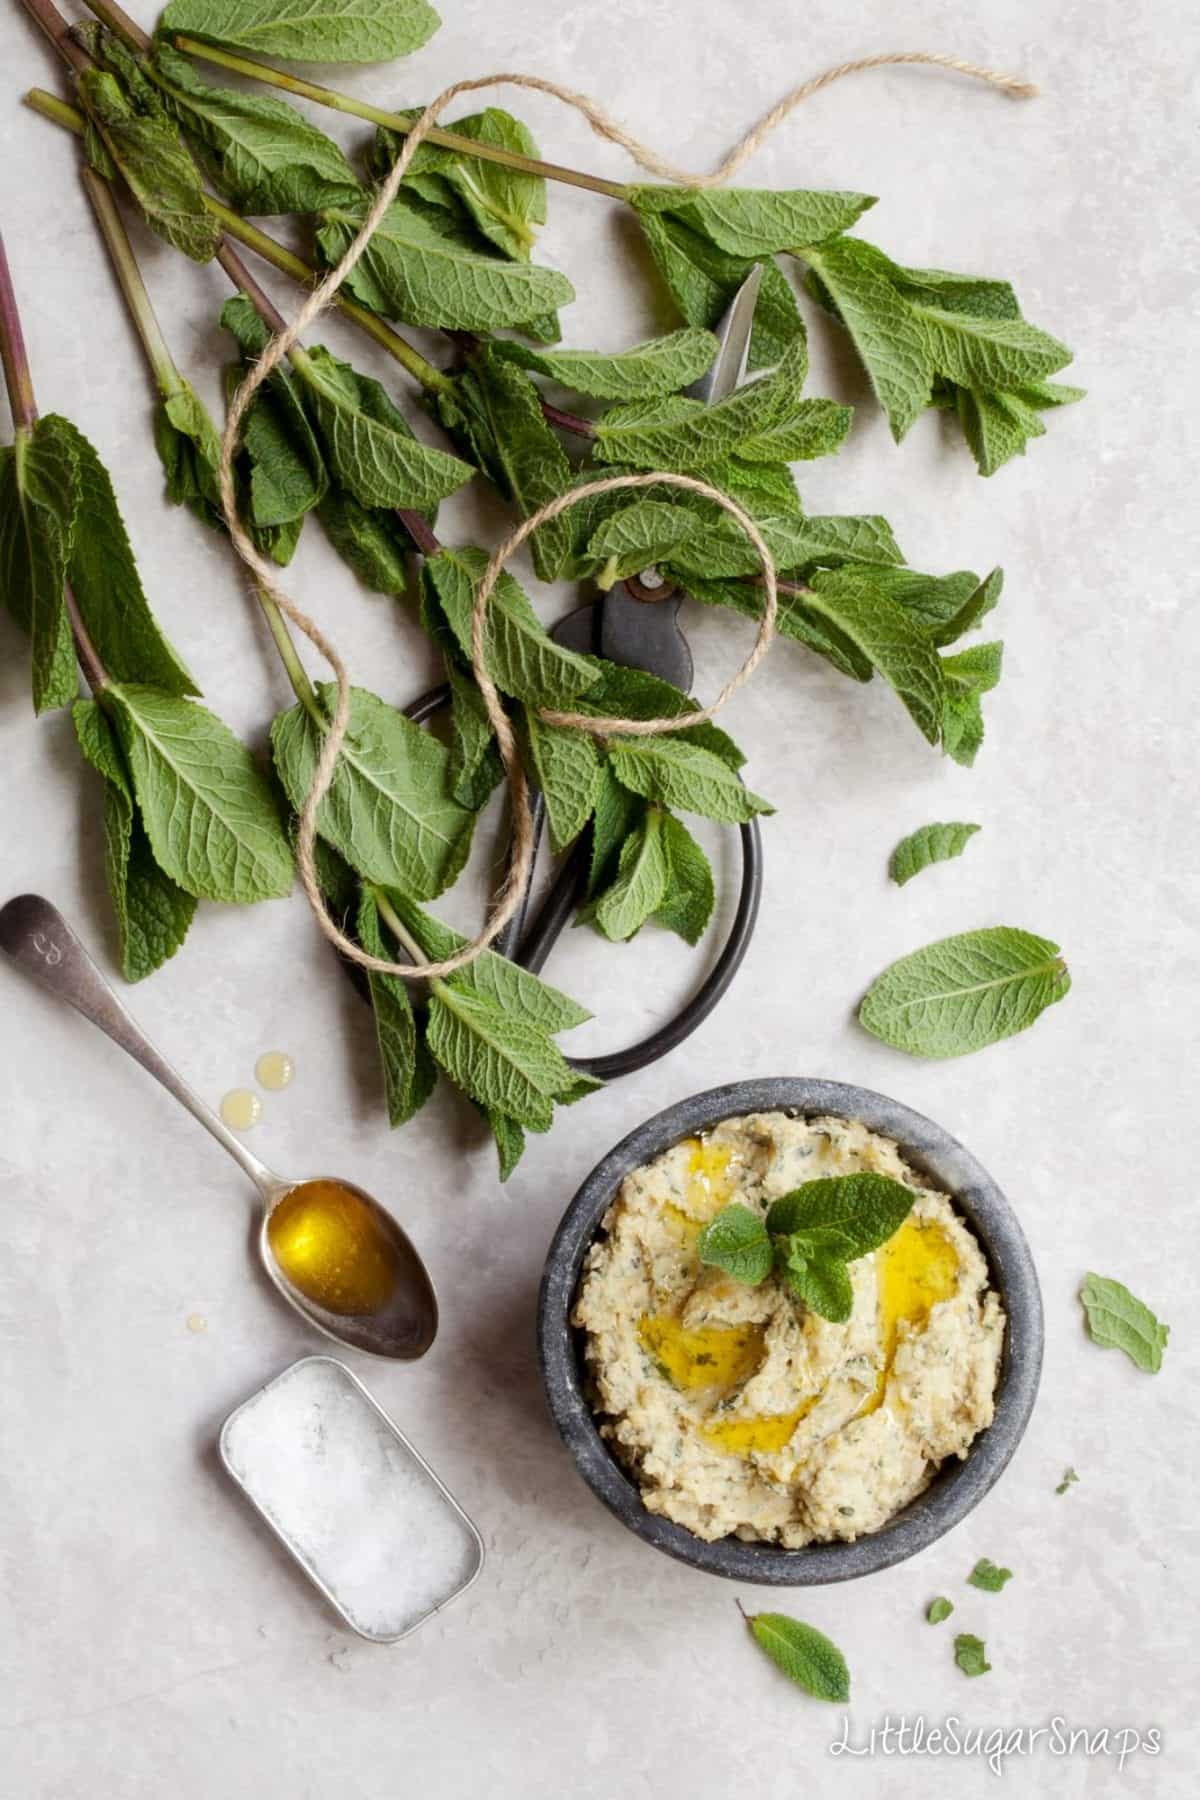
[220,1356,483,1643]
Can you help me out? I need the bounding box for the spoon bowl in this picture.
[0,894,438,1362]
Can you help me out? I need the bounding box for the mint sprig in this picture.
[697,1173,915,1323]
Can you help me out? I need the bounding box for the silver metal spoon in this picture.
[0,894,437,1361]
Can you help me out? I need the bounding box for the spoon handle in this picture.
[0,894,279,1199]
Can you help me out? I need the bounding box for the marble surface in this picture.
[1,0,1196,1794]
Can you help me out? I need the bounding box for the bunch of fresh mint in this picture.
[4,0,1083,1169]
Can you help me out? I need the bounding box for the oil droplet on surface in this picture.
[638,1314,765,1392]
[186,1313,207,1334]
[221,1088,262,1132]
[857,1217,960,1418]
[267,1180,400,1317]
[255,1050,295,1092]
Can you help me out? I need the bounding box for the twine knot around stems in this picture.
[215,54,1037,981]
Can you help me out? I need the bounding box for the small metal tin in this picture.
[220,1355,484,1643]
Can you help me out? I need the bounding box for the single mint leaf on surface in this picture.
[804,569,945,744]
[968,1559,1014,1593]
[889,822,981,887]
[697,1203,773,1285]
[155,379,223,527]
[584,807,669,942]
[608,737,772,825]
[743,1611,851,1704]
[915,304,1072,394]
[150,43,360,214]
[317,193,573,330]
[356,889,437,1127]
[954,1634,992,1678]
[484,1107,526,1182]
[630,186,875,258]
[1080,1274,1169,1373]
[45,416,199,695]
[525,713,601,853]
[77,70,221,263]
[765,1173,915,1261]
[425,545,600,710]
[1056,1467,1079,1495]
[270,683,474,900]
[424,983,578,1133]
[802,236,934,441]
[294,344,471,511]
[0,419,78,714]
[106,683,293,904]
[73,699,196,980]
[927,1597,954,1625]
[161,0,440,63]
[496,329,719,400]
[653,811,715,946]
[859,926,1070,1058]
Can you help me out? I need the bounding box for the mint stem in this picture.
[170,35,629,202]
[0,229,109,693]
[254,587,325,724]
[80,166,183,398]
[17,0,91,74]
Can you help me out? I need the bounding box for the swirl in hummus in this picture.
[571,1111,1005,1546]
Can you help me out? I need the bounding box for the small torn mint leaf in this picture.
[1080,1274,1169,1373]
[967,1559,1014,1593]
[927,1597,954,1625]
[954,1634,992,1678]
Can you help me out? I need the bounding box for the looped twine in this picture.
[216,53,1036,981]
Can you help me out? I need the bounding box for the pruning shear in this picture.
[405,269,766,1080]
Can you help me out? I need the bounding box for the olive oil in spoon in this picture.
[0,895,437,1360]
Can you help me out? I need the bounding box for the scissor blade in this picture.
[684,263,763,406]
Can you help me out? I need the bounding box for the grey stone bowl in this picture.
[537,1078,1043,1584]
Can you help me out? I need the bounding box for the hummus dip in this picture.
[571,1112,1004,1546]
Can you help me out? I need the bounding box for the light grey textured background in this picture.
[1,0,1196,1795]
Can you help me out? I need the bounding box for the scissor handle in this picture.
[402,681,762,1082]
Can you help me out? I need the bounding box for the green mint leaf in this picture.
[433,346,571,579]
[445,660,502,808]
[633,206,805,371]
[956,385,1070,478]
[384,893,591,1035]
[482,1107,526,1181]
[316,491,410,595]
[744,1611,851,1704]
[928,567,1003,647]
[653,811,715,946]
[631,186,874,258]
[496,328,719,400]
[891,264,1021,321]
[525,713,601,853]
[765,1173,915,1260]
[78,70,221,263]
[684,574,873,684]
[73,698,196,980]
[608,737,772,825]
[696,1203,773,1285]
[1056,1467,1079,1495]
[804,569,945,743]
[572,662,745,770]
[44,416,199,695]
[424,545,600,709]
[968,1559,1014,1593]
[940,640,1004,766]
[294,343,471,511]
[425,983,577,1133]
[221,296,328,530]
[585,499,701,586]
[915,304,1072,393]
[355,888,437,1127]
[1080,1274,1169,1373]
[859,925,1070,1058]
[588,763,643,896]
[151,43,359,214]
[583,807,669,942]
[161,0,440,63]
[889,822,981,887]
[802,237,934,441]
[858,566,980,636]
[667,508,903,584]
[733,399,852,463]
[927,1597,954,1624]
[106,683,293,903]
[316,193,573,330]
[593,337,807,471]
[270,682,474,899]
[375,105,546,260]
[954,1634,992,1678]
[155,380,224,527]
[778,1237,856,1322]
[0,420,78,714]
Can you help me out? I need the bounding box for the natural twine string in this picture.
[217,51,1036,980]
